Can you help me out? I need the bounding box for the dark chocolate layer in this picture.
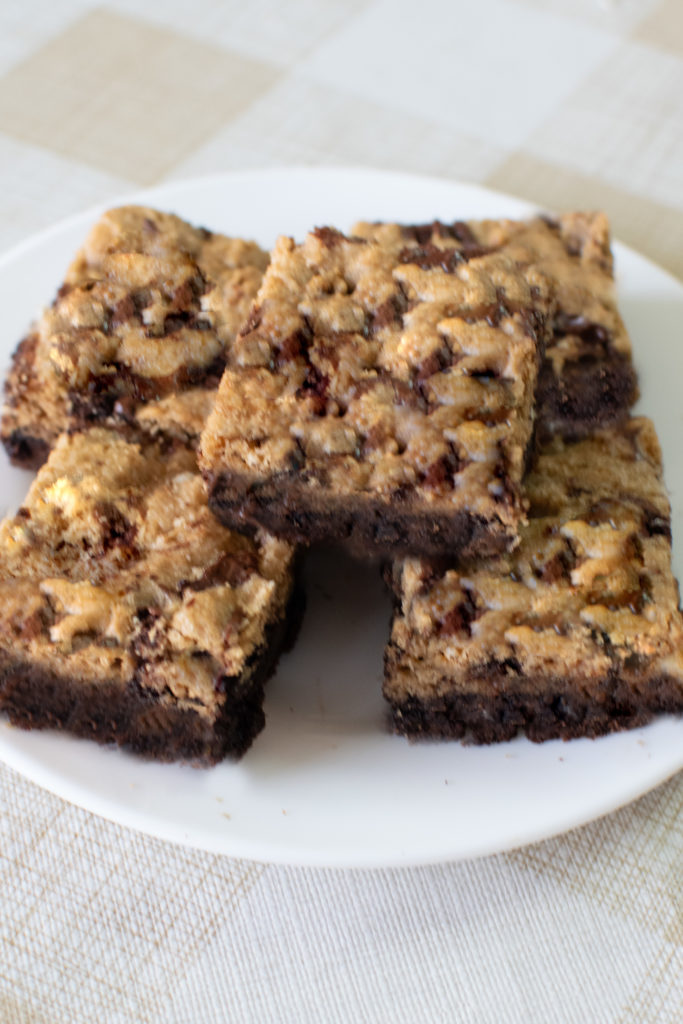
[206,470,510,560]
[388,671,683,744]
[537,350,637,442]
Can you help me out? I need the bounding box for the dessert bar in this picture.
[2,205,268,468]
[201,225,555,559]
[353,212,637,441]
[0,429,298,762]
[384,418,683,742]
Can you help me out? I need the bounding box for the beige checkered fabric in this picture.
[0,1,681,1021]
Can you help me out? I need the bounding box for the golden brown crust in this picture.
[353,213,636,439]
[1,206,268,465]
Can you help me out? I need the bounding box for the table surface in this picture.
[0,2,681,1021]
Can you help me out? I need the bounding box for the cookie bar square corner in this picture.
[385,417,683,743]
[352,212,637,443]
[200,226,555,559]
[1,205,269,468]
[0,428,298,763]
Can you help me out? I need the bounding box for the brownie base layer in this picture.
[536,353,637,442]
[388,674,683,744]
[206,471,513,560]
[0,584,305,765]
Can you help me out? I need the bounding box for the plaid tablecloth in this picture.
[0,2,681,1021]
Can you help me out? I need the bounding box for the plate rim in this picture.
[0,165,681,868]
[2,717,682,869]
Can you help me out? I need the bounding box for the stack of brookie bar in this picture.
[1,205,682,763]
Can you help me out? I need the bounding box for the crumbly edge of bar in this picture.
[2,384,220,471]
[0,581,304,764]
[386,671,683,744]
[1,333,65,468]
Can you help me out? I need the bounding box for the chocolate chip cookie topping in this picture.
[2,206,268,466]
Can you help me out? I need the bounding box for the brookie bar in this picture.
[1,205,268,468]
[385,418,683,743]
[200,225,555,559]
[0,429,298,762]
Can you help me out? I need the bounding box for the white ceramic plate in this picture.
[0,168,681,868]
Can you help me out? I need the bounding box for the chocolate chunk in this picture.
[422,448,461,490]
[401,220,482,248]
[641,503,672,540]
[276,329,307,366]
[110,294,136,329]
[240,305,262,336]
[370,293,410,333]
[93,501,138,555]
[538,549,576,584]
[112,395,138,423]
[184,548,259,591]
[297,365,330,415]
[312,226,345,248]
[399,243,467,273]
[415,346,452,382]
[439,590,479,636]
